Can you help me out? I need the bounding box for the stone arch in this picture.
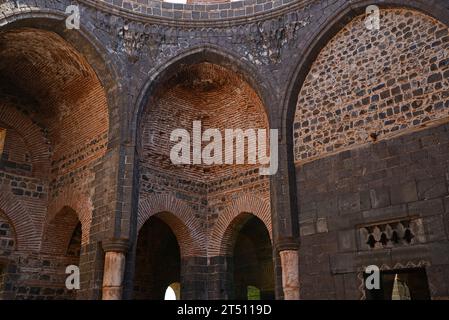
[132,44,275,145]
[0,186,40,251]
[138,194,206,257]
[127,44,274,246]
[208,194,272,257]
[282,0,449,145]
[0,10,122,147]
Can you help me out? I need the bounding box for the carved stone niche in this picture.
[358,218,425,250]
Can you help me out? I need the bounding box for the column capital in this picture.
[102,238,129,253]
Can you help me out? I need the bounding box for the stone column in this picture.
[279,249,300,300]
[102,239,129,300]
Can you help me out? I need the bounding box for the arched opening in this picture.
[40,206,82,298]
[0,127,5,157]
[230,214,274,300]
[164,282,181,300]
[66,222,82,257]
[136,59,271,299]
[134,215,181,300]
[0,210,16,255]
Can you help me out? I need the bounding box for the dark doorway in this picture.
[365,268,431,300]
[232,215,274,300]
[134,215,181,299]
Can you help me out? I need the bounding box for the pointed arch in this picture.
[132,44,276,145]
[282,0,449,144]
[0,186,40,251]
[46,188,92,246]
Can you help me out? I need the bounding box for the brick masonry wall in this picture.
[0,252,79,299]
[294,9,449,164]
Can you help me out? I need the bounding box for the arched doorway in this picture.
[133,215,181,300]
[230,214,274,300]
[0,209,16,299]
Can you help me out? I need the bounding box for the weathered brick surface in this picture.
[294,9,449,163]
[297,122,449,299]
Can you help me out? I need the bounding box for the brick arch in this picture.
[0,102,50,178]
[282,0,449,143]
[46,188,92,247]
[0,11,122,147]
[0,209,17,251]
[208,194,272,257]
[138,194,206,257]
[0,186,40,251]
